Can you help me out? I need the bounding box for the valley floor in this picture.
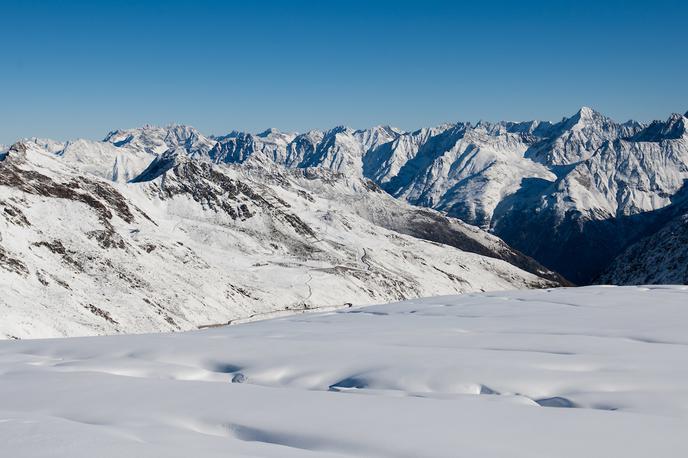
[1,286,687,457]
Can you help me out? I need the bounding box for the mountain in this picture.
[143,107,685,285]
[104,124,216,157]
[0,136,561,339]
[599,209,688,284]
[370,108,688,284]
[3,106,686,311]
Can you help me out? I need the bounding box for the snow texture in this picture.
[0,286,686,457]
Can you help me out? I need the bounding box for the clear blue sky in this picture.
[1,0,686,144]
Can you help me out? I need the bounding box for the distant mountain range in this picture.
[90,107,688,283]
[186,107,687,285]
[0,130,562,338]
[2,107,687,337]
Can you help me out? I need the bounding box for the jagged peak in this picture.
[104,124,201,141]
[295,129,325,142]
[473,120,493,129]
[257,128,281,137]
[325,125,353,136]
[214,130,244,139]
[577,106,596,119]
[407,122,459,138]
[554,106,611,133]
[627,112,686,142]
[368,124,403,134]
[8,141,28,154]
[568,106,605,124]
[353,125,404,140]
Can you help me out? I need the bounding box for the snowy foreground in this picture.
[1,286,687,457]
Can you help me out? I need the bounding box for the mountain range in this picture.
[2,107,687,337]
[187,107,688,285]
[0,133,561,338]
[98,107,688,283]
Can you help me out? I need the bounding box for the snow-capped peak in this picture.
[577,105,596,119]
[562,106,607,129]
[257,128,282,137]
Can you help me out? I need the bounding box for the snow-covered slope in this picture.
[1,286,686,457]
[104,124,217,158]
[0,140,560,339]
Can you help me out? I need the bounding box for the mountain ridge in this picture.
[5,107,688,285]
[1,135,563,339]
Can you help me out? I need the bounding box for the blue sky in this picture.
[1,0,686,144]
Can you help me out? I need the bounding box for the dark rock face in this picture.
[0,245,28,276]
[491,181,688,285]
[0,147,137,227]
[599,210,688,285]
[144,160,320,240]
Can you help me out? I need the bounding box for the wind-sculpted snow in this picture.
[0,140,559,339]
[0,286,686,457]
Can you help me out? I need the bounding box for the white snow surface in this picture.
[0,286,686,457]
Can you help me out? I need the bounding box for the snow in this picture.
[134,108,684,283]
[0,286,686,457]
[6,109,687,285]
[1,144,558,339]
[58,138,154,182]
